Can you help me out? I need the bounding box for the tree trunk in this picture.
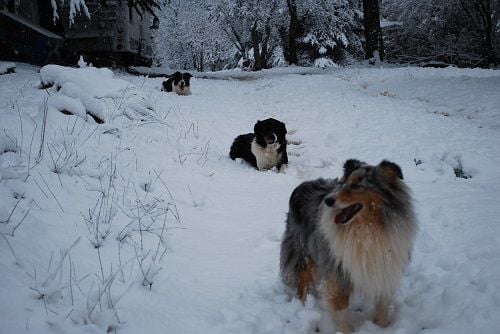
[362,0,384,61]
[252,22,262,71]
[478,0,497,67]
[286,0,299,65]
[461,0,497,67]
[260,19,273,70]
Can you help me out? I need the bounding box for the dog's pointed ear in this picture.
[253,120,262,133]
[170,71,181,78]
[343,159,364,178]
[185,73,193,78]
[279,120,287,134]
[377,160,404,181]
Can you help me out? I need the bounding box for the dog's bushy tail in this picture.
[229,141,239,160]
[280,178,338,289]
[280,208,309,289]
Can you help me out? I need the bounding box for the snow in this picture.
[314,58,339,68]
[46,94,87,118]
[39,65,125,98]
[67,0,90,25]
[77,55,92,68]
[51,0,90,26]
[380,19,403,28]
[1,63,500,334]
[0,61,16,75]
[39,64,152,123]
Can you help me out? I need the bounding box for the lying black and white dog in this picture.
[161,71,192,96]
[230,118,288,172]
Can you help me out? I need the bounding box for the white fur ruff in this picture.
[250,139,282,171]
[319,205,417,300]
[172,83,191,96]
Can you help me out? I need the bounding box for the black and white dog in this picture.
[230,118,288,172]
[162,71,192,96]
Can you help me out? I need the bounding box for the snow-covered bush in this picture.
[0,61,16,74]
[314,57,340,68]
[39,64,155,123]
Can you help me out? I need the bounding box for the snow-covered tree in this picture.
[282,0,363,65]
[152,0,235,71]
[152,0,364,70]
[382,0,499,67]
[51,0,89,25]
[212,0,282,71]
[459,0,498,67]
[51,0,163,24]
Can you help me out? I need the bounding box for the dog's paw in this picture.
[373,316,390,328]
[335,324,353,334]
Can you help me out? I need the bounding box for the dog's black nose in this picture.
[324,197,335,207]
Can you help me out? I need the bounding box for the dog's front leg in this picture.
[373,295,392,328]
[325,274,353,333]
[296,256,316,302]
[279,145,289,173]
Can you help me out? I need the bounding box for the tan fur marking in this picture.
[336,189,384,227]
[325,275,353,333]
[297,257,316,302]
[373,296,391,327]
[325,275,351,311]
[320,185,414,300]
[378,164,400,184]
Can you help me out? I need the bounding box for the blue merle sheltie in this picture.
[230,118,288,172]
[280,159,418,333]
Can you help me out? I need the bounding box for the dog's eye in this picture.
[350,183,361,190]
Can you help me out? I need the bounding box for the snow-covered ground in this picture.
[1,63,500,334]
[0,61,16,75]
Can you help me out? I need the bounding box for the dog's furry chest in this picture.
[173,84,191,96]
[251,139,282,171]
[320,215,414,299]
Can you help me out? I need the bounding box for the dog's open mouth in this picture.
[334,203,363,225]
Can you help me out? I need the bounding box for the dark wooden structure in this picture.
[0,0,152,66]
[0,10,64,65]
[59,0,152,66]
